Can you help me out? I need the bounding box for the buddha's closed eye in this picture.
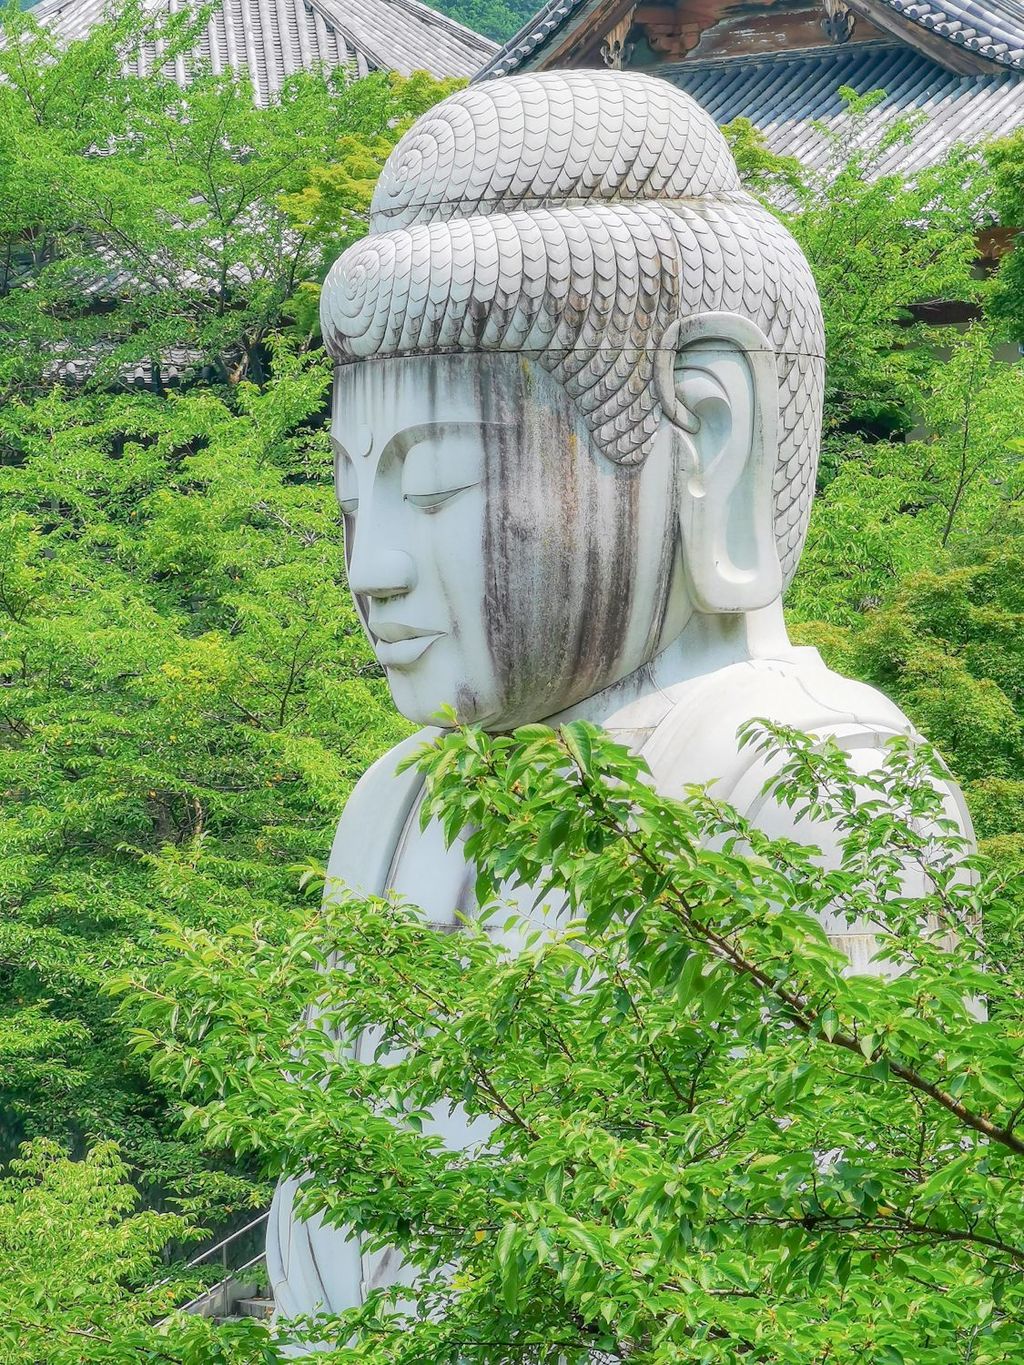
[335,457,359,516]
[404,485,476,511]
[331,436,359,514]
[400,427,484,511]
[332,422,493,520]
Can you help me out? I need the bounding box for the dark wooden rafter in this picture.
[541,0,645,65]
[546,0,889,67]
[477,0,1024,78]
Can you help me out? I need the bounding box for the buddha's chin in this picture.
[385,669,553,734]
[388,669,649,734]
[383,664,502,731]
[383,640,668,733]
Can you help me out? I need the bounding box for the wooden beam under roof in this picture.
[477,0,1024,77]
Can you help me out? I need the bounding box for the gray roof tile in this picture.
[14,0,495,94]
[475,0,583,79]
[663,43,1024,176]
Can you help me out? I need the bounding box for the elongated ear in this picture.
[654,312,782,614]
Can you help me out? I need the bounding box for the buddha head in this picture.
[321,71,824,731]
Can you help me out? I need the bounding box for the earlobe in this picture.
[655,312,783,614]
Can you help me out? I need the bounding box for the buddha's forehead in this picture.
[331,353,536,456]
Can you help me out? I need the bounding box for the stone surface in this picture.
[267,69,973,1326]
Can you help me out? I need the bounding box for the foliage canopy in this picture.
[0,0,420,1199]
[2,8,1024,1358]
[123,719,1024,1362]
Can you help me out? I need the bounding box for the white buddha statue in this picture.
[267,69,971,1322]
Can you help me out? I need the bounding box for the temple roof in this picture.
[858,0,1024,69]
[477,0,1024,78]
[475,0,586,79]
[21,0,495,97]
[666,42,1024,173]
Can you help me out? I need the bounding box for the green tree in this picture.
[0,1,459,392]
[0,2,445,1202]
[988,130,1024,346]
[788,323,1024,627]
[1,1140,189,1363]
[423,0,537,42]
[729,93,988,461]
[123,720,1024,1362]
[793,521,1024,871]
[0,1138,286,1362]
[0,348,405,1191]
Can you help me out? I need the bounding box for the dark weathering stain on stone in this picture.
[479,355,647,729]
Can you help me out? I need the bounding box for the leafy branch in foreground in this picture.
[122,721,1024,1362]
[1,1141,186,1364]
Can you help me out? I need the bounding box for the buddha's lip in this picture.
[371,621,443,644]
[370,622,445,670]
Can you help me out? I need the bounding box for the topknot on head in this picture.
[369,70,742,233]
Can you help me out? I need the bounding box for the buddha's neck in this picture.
[546,600,797,732]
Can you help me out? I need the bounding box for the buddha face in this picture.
[332,353,691,730]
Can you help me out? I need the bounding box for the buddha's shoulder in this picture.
[688,647,913,735]
[631,648,972,869]
[629,649,949,806]
[326,728,437,894]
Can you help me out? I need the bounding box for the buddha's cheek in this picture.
[389,488,501,727]
[479,399,680,728]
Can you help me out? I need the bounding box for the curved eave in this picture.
[853,0,1024,70]
[474,0,590,80]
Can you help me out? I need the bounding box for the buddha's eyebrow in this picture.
[378,420,505,468]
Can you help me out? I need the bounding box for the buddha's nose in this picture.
[348,544,418,600]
